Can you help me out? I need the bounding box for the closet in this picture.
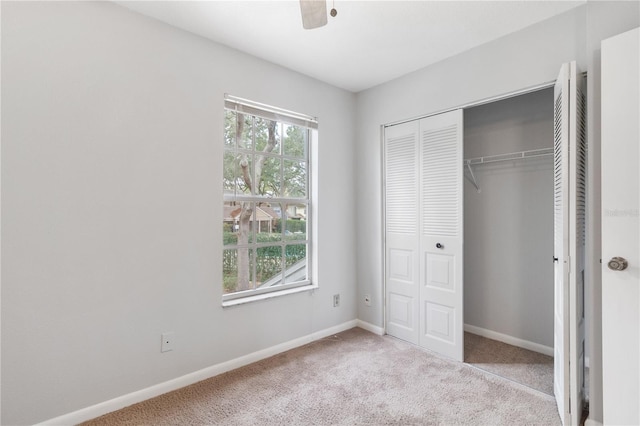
[385,89,553,365]
[463,89,554,356]
[384,61,586,426]
[462,87,555,396]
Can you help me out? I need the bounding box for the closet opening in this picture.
[462,87,557,395]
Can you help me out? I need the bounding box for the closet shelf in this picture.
[463,148,554,192]
[464,147,554,166]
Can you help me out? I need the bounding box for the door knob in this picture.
[607,257,628,271]
[436,243,444,249]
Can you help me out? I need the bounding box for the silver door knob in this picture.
[607,257,628,271]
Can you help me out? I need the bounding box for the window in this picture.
[222,95,316,304]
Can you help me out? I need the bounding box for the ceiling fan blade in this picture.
[299,0,328,29]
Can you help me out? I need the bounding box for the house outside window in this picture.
[222,95,316,304]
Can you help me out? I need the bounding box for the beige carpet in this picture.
[464,332,554,396]
[83,328,560,425]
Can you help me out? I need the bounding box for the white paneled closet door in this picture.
[418,111,464,362]
[553,61,586,426]
[384,110,464,362]
[385,120,420,345]
[601,27,639,426]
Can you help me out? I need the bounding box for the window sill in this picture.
[221,283,318,308]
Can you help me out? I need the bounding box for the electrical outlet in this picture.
[364,294,372,307]
[333,294,340,307]
[161,332,174,353]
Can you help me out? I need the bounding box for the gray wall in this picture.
[463,88,554,348]
[1,2,356,424]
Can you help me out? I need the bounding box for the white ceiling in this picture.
[117,0,585,93]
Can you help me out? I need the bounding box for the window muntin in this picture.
[222,96,314,302]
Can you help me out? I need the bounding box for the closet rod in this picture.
[464,147,553,166]
[463,148,553,192]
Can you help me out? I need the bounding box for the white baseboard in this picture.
[464,324,554,357]
[36,320,359,426]
[356,319,385,335]
[584,418,603,426]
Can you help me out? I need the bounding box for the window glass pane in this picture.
[256,245,283,289]
[237,114,253,151]
[255,203,283,239]
[235,154,253,196]
[271,203,285,240]
[284,204,308,237]
[257,156,282,198]
[222,248,237,293]
[283,159,307,199]
[223,151,237,196]
[223,248,256,293]
[231,201,254,244]
[283,124,307,158]
[242,247,257,291]
[285,244,307,283]
[255,118,280,154]
[223,202,238,246]
[224,110,236,148]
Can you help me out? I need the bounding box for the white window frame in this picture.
[222,95,317,306]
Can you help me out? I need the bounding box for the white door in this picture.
[385,120,420,345]
[601,27,639,426]
[418,111,464,361]
[553,61,586,426]
[384,110,464,362]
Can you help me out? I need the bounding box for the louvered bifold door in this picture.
[569,61,587,426]
[553,62,571,426]
[384,120,420,345]
[418,110,464,361]
[553,61,586,426]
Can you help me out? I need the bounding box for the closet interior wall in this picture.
[463,88,555,350]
